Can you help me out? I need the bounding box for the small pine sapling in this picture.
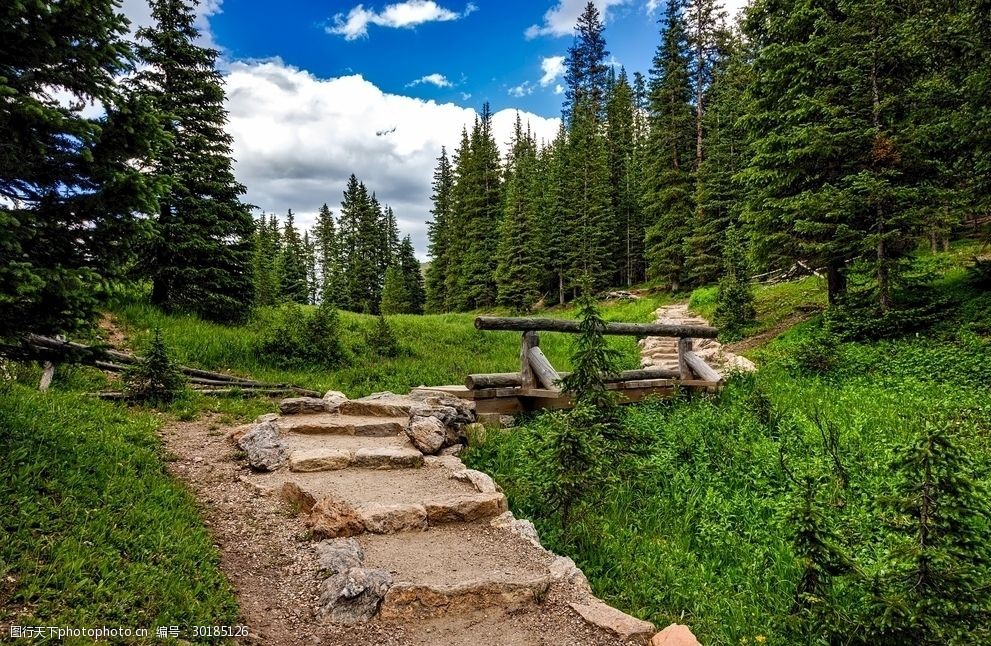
[304,300,348,367]
[367,315,401,358]
[713,224,756,339]
[123,328,186,403]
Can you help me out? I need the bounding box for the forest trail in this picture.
[164,388,676,645]
[639,303,756,375]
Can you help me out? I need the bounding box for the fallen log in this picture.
[94,386,317,401]
[466,367,682,390]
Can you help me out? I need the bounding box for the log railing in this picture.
[469,316,722,396]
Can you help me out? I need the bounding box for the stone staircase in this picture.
[229,389,674,643]
[640,304,756,376]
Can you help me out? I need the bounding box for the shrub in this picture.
[789,325,841,375]
[366,315,401,358]
[258,302,348,368]
[304,300,347,366]
[123,328,186,403]
[713,225,756,339]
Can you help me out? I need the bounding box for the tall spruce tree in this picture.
[542,125,573,305]
[606,68,642,286]
[563,2,610,123]
[425,147,454,312]
[303,231,317,304]
[442,128,473,311]
[643,0,696,290]
[134,0,254,322]
[496,117,542,311]
[313,203,340,304]
[397,235,425,314]
[278,210,308,304]
[1,0,161,339]
[251,214,279,307]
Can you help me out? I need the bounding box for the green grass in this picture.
[0,384,239,639]
[465,254,991,645]
[108,294,670,398]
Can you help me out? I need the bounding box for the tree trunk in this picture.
[826,261,846,305]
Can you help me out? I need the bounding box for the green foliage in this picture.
[305,300,347,366]
[381,236,425,315]
[788,324,841,376]
[712,225,756,338]
[257,302,347,369]
[278,209,309,304]
[0,385,238,628]
[367,315,401,359]
[1,0,161,340]
[133,0,254,323]
[123,328,187,404]
[561,290,621,411]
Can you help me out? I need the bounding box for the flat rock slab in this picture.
[358,522,553,590]
[338,393,416,418]
[247,464,474,508]
[424,492,508,524]
[276,414,407,437]
[289,448,352,472]
[570,599,655,642]
[378,578,550,620]
[353,446,424,469]
[651,624,702,646]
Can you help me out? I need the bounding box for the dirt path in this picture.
[639,303,755,375]
[160,395,641,645]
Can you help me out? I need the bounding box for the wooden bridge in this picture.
[416,316,724,423]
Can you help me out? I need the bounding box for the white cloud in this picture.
[328,1,473,40]
[508,81,534,98]
[121,0,224,49]
[406,73,453,88]
[553,84,564,95]
[539,55,566,86]
[525,0,629,39]
[223,60,559,259]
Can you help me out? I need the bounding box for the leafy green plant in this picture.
[366,315,401,358]
[123,328,186,403]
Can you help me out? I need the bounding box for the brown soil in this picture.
[725,309,821,353]
[159,417,627,645]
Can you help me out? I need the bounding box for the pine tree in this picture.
[443,128,473,311]
[453,106,503,309]
[606,68,642,287]
[123,328,187,403]
[133,0,254,323]
[379,266,409,315]
[873,419,991,644]
[643,0,695,291]
[278,210,308,304]
[337,174,365,312]
[496,116,542,311]
[251,214,279,307]
[397,236,425,314]
[685,30,750,285]
[541,125,572,305]
[1,0,161,339]
[313,203,340,304]
[563,2,610,123]
[425,148,454,312]
[303,231,318,305]
[713,224,756,337]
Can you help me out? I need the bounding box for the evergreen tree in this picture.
[496,117,543,311]
[453,106,503,309]
[685,30,750,285]
[278,210,308,304]
[643,0,696,291]
[541,125,572,305]
[123,328,187,403]
[606,68,642,286]
[397,235,425,314]
[563,2,610,123]
[425,148,454,312]
[133,0,254,322]
[303,231,318,305]
[313,203,340,304]
[251,213,279,307]
[713,224,756,337]
[1,0,161,339]
[443,128,473,310]
[379,266,409,316]
[337,174,366,312]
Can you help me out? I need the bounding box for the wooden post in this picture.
[677,337,693,380]
[527,346,561,391]
[38,361,55,392]
[520,331,539,391]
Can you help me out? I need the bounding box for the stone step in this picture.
[288,446,424,472]
[359,522,555,619]
[275,413,407,437]
[337,393,415,418]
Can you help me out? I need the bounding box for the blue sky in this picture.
[119,0,746,257]
[209,0,667,119]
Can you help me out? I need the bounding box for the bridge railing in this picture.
[469,316,722,396]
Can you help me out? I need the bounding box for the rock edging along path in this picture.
[639,303,756,376]
[221,388,701,644]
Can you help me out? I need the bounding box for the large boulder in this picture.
[319,568,393,623]
[308,497,366,539]
[405,416,446,455]
[278,397,329,415]
[236,422,288,471]
[316,538,365,576]
[409,391,476,427]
